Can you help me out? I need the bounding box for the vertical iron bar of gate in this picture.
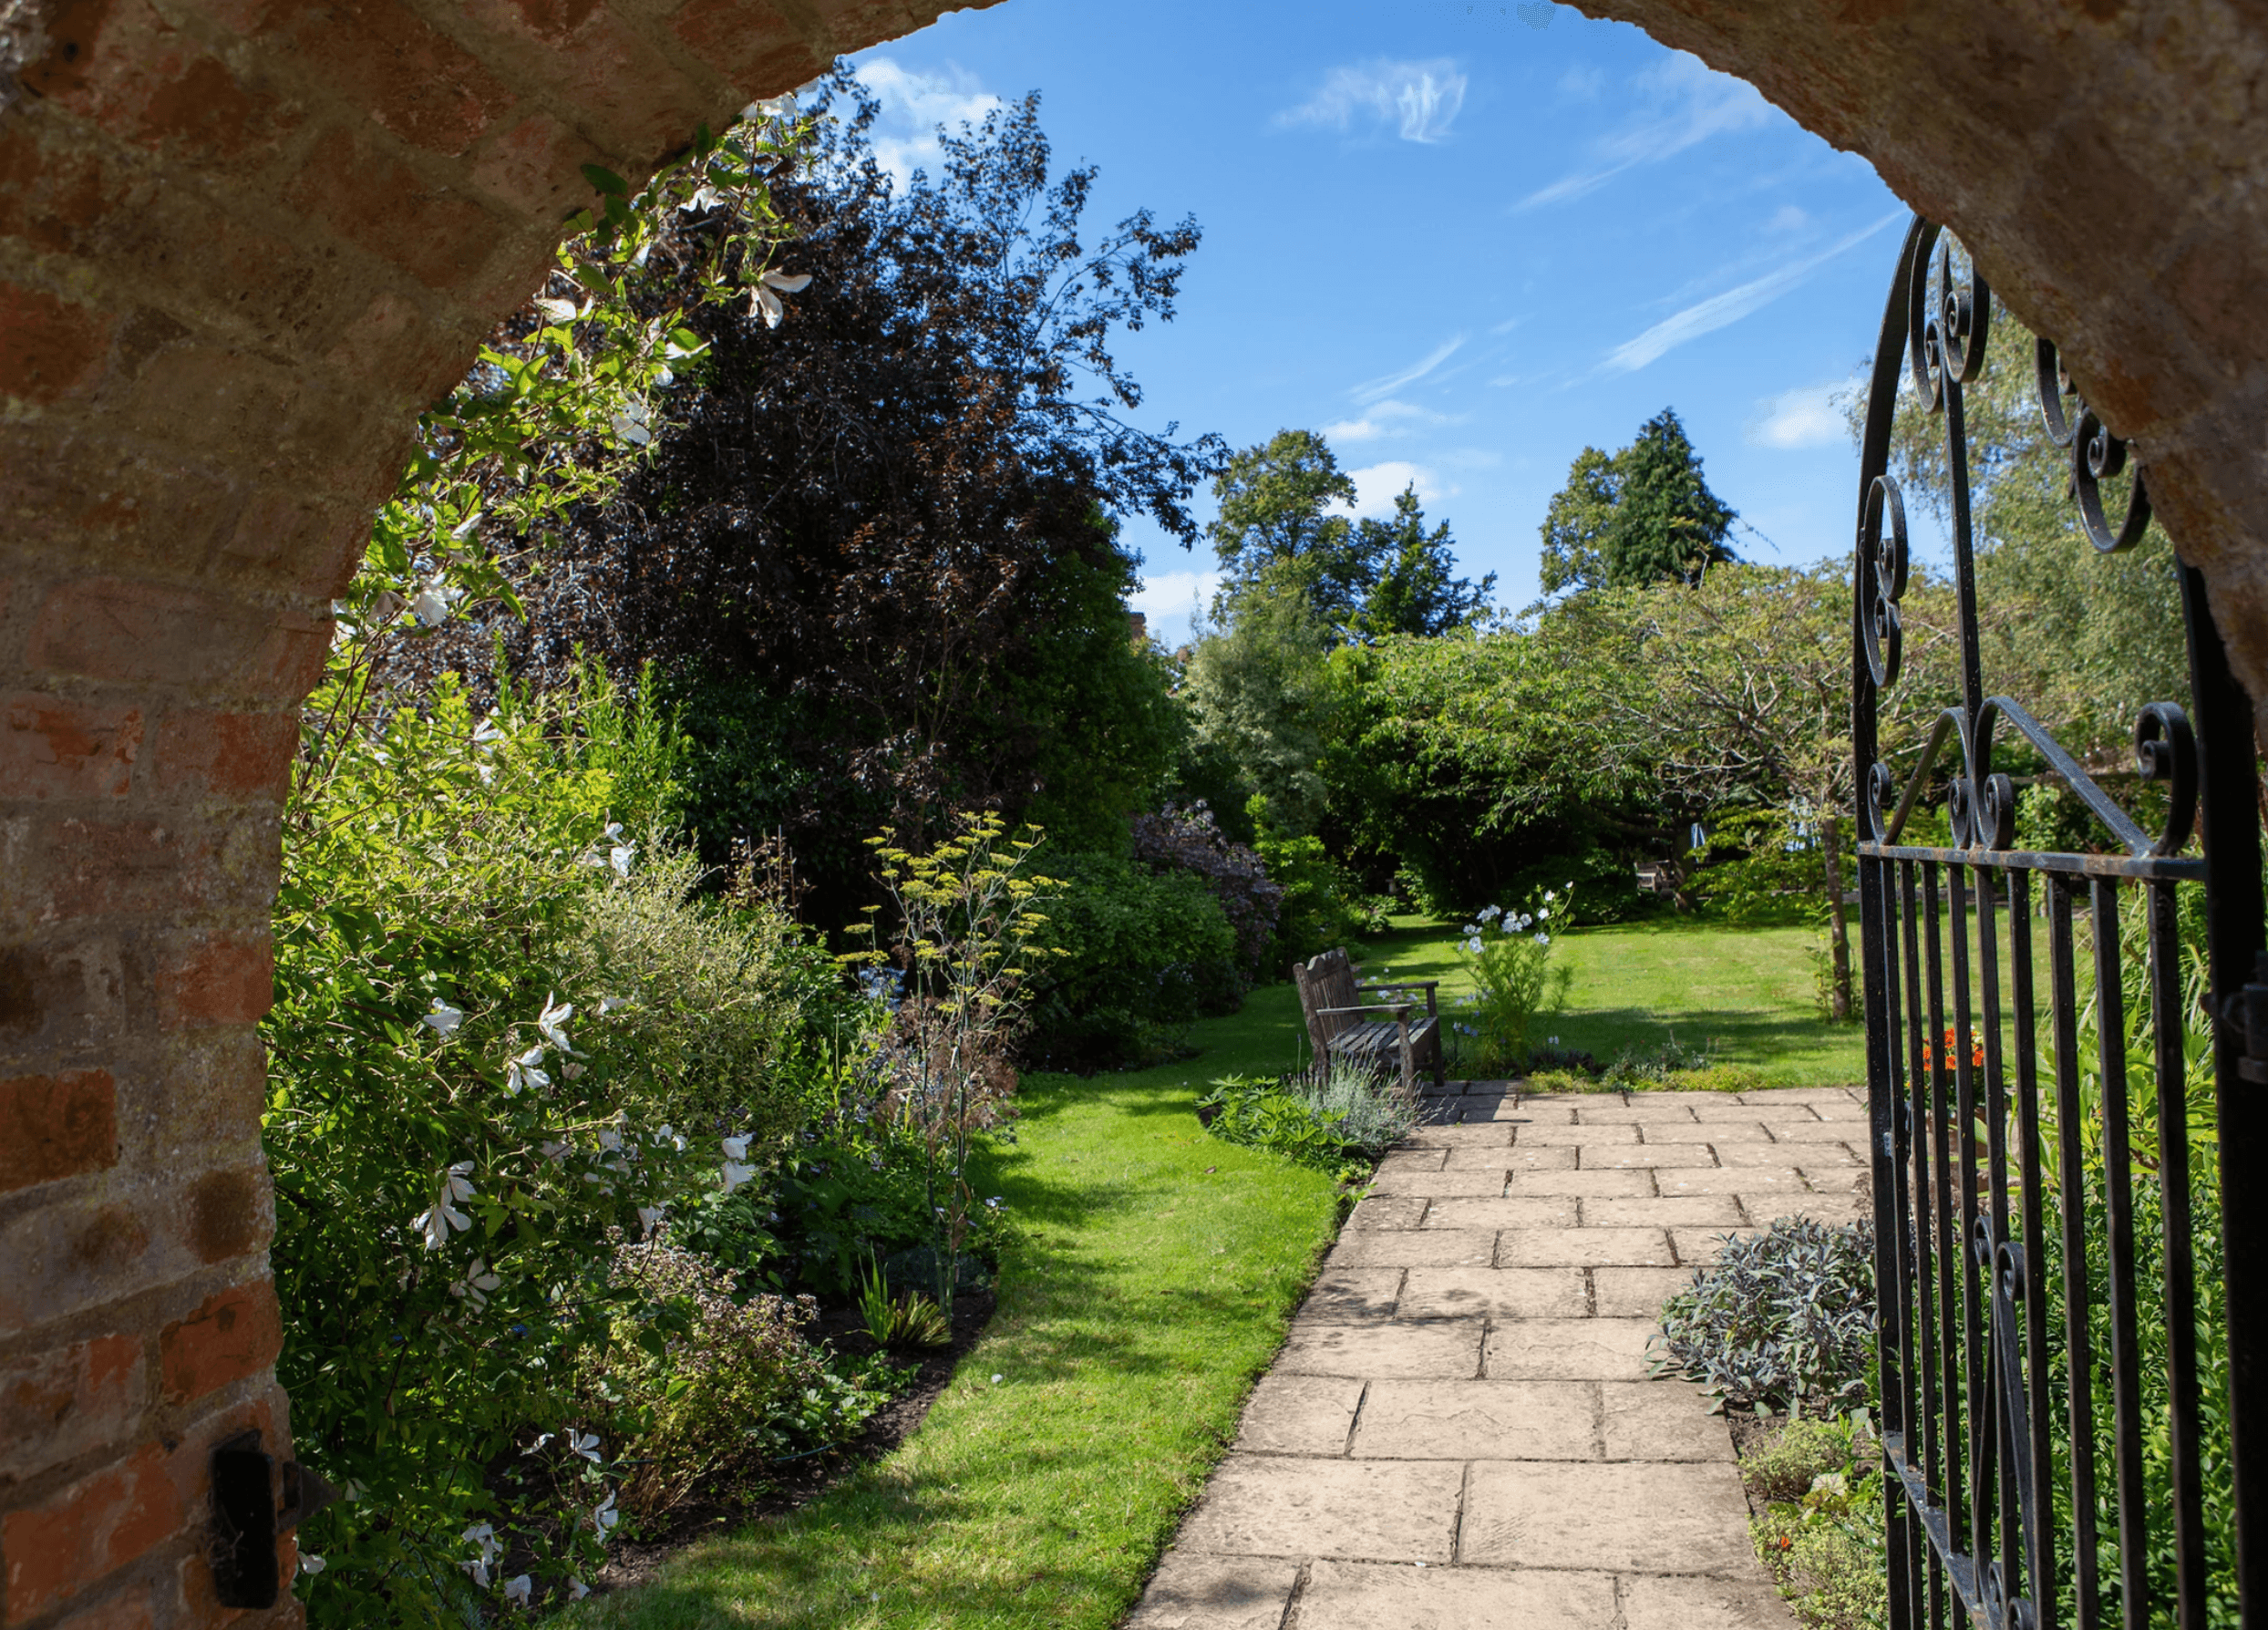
[1858,216,1928,1630]
[2180,563,2268,1626]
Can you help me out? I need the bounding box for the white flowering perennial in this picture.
[461,1522,503,1587]
[411,1161,478,1251]
[449,1259,502,1309]
[749,268,812,328]
[421,997,465,1038]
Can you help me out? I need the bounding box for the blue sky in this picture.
[847,0,1914,645]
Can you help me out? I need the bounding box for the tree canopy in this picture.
[1539,408,1737,593]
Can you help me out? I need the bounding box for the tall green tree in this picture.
[1352,487,1497,638]
[1538,445,1621,595]
[1206,428,1372,624]
[1538,408,1737,593]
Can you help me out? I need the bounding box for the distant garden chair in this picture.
[1291,947,1444,1096]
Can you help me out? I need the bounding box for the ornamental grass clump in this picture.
[1198,1059,1417,1183]
[1448,885,1575,1075]
[1652,1217,1877,1412]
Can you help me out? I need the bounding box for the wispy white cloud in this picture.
[1746,381,1852,449]
[1765,203,1810,234]
[1321,399,1459,443]
[1557,63,1603,100]
[1603,211,1902,373]
[1349,336,1465,405]
[1277,58,1469,144]
[1517,52,1769,210]
[855,58,1003,191]
[1330,461,1445,520]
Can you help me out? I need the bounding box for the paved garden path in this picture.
[1126,1083,1871,1630]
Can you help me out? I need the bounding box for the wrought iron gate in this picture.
[1853,214,2268,1630]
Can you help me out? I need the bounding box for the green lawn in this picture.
[570,913,1855,1626]
[1346,914,1868,1088]
[569,1012,1342,1630]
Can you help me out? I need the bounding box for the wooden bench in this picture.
[1291,946,1444,1095]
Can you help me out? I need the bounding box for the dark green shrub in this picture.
[1023,849,1239,1072]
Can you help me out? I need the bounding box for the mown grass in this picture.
[566,1006,1340,1630]
[570,913,1856,1625]
[1348,914,1869,1088]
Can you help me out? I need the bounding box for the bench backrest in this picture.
[1291,946,1360,1060]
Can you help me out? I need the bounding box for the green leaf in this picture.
[581,163,631,198]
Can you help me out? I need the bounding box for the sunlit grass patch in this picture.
[567,1019,1340,1629]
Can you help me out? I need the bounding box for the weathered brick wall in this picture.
[0,4,985,1625]
[0,0,2262,1626]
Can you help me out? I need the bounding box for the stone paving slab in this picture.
[1483,1317,1657,1380]
[1128,1087,1834,1627]
[1297,1560,1620,1630]
[1326,1228,1499,1269]
[1370,1166,1516,1197]
[1235,1373,1364,1456]
[1497,1226,1675,1268]
[1422,1196,1580,1231]
[1122,1553,1299,1629]
[1459,1460,1759,1573]
[1303,1266,1407,1321]
[1352,1378,1597,1460]
[1348,1193,1430,1229]
[1592,1265,1698,1317]
[1583,1141,1720,1169]
[1278,1317,1486,1378]
[1174,1455,1464,1562]
[1398,1265,1590,1321]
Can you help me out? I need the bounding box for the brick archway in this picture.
[1,2,2260,1624]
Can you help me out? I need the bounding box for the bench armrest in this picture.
[1317,1003,1412,1018]
[1360,980,1438,993]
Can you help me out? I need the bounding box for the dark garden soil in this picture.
[593,1286,997,1592]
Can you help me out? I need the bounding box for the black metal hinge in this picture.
[211,1430,342,1609]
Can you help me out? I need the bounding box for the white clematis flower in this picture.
[637,1205,665,1235]
[570,1430,603,1463]
[749,269,812,328]
[422,998,465,1038]
[299,1552,326,1575]
[503,1573,532,1606]
[742,92,798,120]
[449,1258,502,1309]
[504,1045,550,1097]
[411,1162,477,1250]
[410,579,462,628]
[537,994,575,1055]
[611,399,651,447]
[721,1161,754,1192]
[721,1135,751,1161]
[568,1578,590,1601]
[533,296,579,325]
[591,1490,619,1537]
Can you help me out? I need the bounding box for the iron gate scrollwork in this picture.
[1852,214,2268,1630]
